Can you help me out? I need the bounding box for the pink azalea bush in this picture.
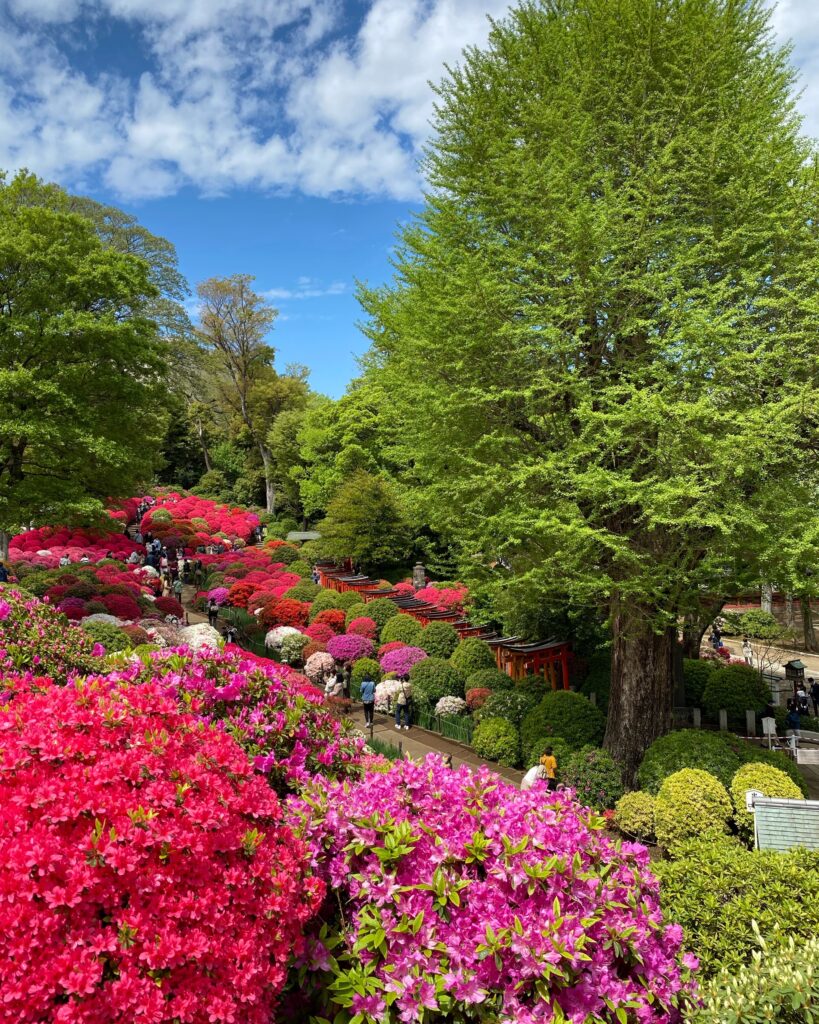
[415,583,469,614]
[0,677,322,1024]
[346,615,378,640]
[290,756,696,1023]
[326,633,374,663]
[380,645,428,677]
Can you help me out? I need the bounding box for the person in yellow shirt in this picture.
[539,746,558,791]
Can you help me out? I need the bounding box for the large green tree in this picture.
[0,171,168,556]
[359,0,819,779]
[317,470,411,570]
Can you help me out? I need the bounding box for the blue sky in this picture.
[1,0,818,396]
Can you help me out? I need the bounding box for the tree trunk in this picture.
[801,596,818,653]
[680,598,725,659]
[785,593,795,630]
[194,417,212,473]
[0,530,9,562]
[259,445,275,516]
[761,583,773,614]
[604,602,675,787]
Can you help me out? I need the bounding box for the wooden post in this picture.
[746,710,756,737]
[719,709,728,731]
[693,707,701,729]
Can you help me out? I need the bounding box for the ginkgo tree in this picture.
[360,0,819,779]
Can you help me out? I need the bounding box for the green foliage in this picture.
[357,0,819,779]
[288,560,312,579]
[280,632,309,664]
[380,613,424,646]
[351,658,382,688]
[560,747,624,811]
[362,597,401,632]
[465,667,514,692]
[283,580,321,603]
[636,729,806,797]
[335,591,366,611]
[578,650,611,715]
[273,545,299,565]
[657,841,819,978]
[449,638,495,678]
[419,621,460,659]
[703,664,771,728]
[0,171,168,538]
[730,763,804,845]
[471,717,520,768]
[316,470,411,569]
[475,689,539,729]
[693,930,819,1023]
[344,603,368,628]
[682,659,715,706]
[613,792,656,844]
[308,590,345,622]
[365,737,404,762]
[520,691,606,753]
[654,769,732,853]
[524,735,572,771]
[723,609,786,641]
[408,657,465,709]
[80,620,131,653]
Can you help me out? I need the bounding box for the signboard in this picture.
[745,794,819,852]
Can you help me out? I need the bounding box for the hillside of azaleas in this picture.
[0,494,698,1023]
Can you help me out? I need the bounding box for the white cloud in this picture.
[265,279,347,300]
[0,0,817,201]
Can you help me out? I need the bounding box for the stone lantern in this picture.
[412,563,426,589]
[785,659,806,695]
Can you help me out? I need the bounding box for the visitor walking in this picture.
[742,638,753,665]
[173,577,184,605]
[811,678,819,717]
[394,679,411,730]
[539,746,558,791]
[360,673,376,726]
[59,554,71,567]
[0,561,7,583]
[207,598,219,628]
[342,662,352,698]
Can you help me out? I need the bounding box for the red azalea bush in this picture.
[0,678,322,1024]
[154,596,184,618]
[305,622,335,645]
[100,593,142,620]
[392,581,416,597]
[346,615,377,640]
[227,580,257,608]
[57,597,87,620]
[378,640,407,659]
[466,686,492,711]
[261,598,310,629]
[415,583,469,614]
[312,609,346,634]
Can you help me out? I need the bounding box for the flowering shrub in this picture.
[380,645,428,678]
[0,678,321,1024]
[560,746,625,811]
[466,686,491,711]
[58,596,87,620]
[0,589,103,682]
[434,695,468,716]
[326,633,374,663]
[207,586,230,605]
[153,596,184,618]
[305,651,336,683]
[262,598,310,629]
[415,582,469,612]
[289,757,695,1023]
[374,678,411,712]
[346,615,378,639]
[281,632,310,664]
[312,608,346,634]
[305,621,336,645]
[378,640,407,659]
[265,625,303,649]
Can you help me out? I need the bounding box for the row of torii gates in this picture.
[315,562,572,689]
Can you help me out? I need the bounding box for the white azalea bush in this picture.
[434,695,468,717]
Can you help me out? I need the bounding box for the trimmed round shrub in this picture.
[0,679,320,1024]
[80,620,131,652]
[654,769,732,852]
[346,615,377,640]
[273,544,300,564]
[304,622,335,645]
[466,687,491,711]
[560,746,624,811]
[475,689,539,728]
[305,651,335,683]
[344,603,367,627]
[703,663,771,728]
[280,632,310,665]
[380,613,424,646]
[525,735,572,770]
[312,609,346,634]
[656,840,819,978]
[637,729,742,794]
[730,762,804,844]
[100,593,142,620]
[380,646,427,678]
[288,559,312,579]
[471,717,520,767]
[419,621,460,659]
[408,657,466,709]
[326,633,374,663]
[334,591,367,611]
[308,590,345,621]
[450,638,495,677]
[362,597,401,632]
[466,667,514,692]
[351,657,382,688]
[520,690,606,752]
[434,695,468,717]
[154,596,184,618]
[682,658,715,706]
[614,791,657,843]
[284,580,321,602]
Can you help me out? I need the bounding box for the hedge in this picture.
[419,621,460,659]
[730,763,804,844]
[613,792,656,844]
[380,614,424,647]
[703,663,772,728]
[654,769,732,852]
[560,747,624,811]
[471,717,520,768]
[520,691,605,752]
[409,658,466,709]
[450,638,496,677]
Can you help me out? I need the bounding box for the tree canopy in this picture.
[358,0,819,778]
[0,170,168,554]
